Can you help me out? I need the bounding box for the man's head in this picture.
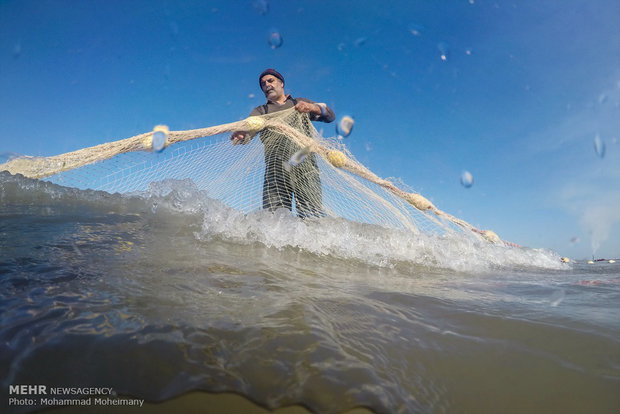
[259,68,285,102]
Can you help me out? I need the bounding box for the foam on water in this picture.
[197,204,563,272]
[142,178,563,272]
[0,173,562,272]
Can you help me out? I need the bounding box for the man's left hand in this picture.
[295,101,321,116]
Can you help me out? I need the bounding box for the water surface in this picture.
[1,173,619,414]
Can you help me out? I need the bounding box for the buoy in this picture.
[482,230,500,243]
[587,260,594,264]
[610,260,616,264]
[327,150,347,168]
[560,257,570,263]
[407,193,434,211]
[245,116,265,132]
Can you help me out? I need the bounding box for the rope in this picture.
[0,108,518,246]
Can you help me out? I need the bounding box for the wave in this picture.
[0,171,563,272]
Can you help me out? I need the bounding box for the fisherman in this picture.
[231,68,335,218]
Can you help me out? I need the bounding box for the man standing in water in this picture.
[231,69,335,218]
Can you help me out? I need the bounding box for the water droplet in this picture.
[593,134,605,158]
[465,49,472,55]
[267,29,283,49]
[72,242,83,256]
[169,21,179,38]
[289,149,309,166]
[460,171,473,188]
[337,42,346,52]
[12,42,22,59]
[248,93,255,99]
[151,202,158,213]
[151,125,169,152]
[549,289,565,307]
[437,42,450,61]
[598,93,608,104]
[336,115,355,137]
[253,0,269,15]
[152,131,167,152]
[407,23,424,37]
[354,37,367,47]
[285,146,312,172]
[163,64,171,80]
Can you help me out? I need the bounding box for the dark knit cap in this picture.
[259,68,285,86]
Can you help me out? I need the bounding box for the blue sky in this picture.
[1,0,619,259]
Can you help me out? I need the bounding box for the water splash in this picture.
[284,146,313,172]
[437,42,450,61]
[336,116,355,137]
[408,23,424,37]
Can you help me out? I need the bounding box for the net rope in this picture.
[0,108,517,246]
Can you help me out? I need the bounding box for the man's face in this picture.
[260,75,284,100]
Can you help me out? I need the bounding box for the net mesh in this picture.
[0,108,514,245]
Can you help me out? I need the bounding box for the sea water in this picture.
[1,172,619,414]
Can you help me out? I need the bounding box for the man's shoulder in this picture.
[249,105,266,116]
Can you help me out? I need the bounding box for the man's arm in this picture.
[295,98,335,123]
[230,107,263,145]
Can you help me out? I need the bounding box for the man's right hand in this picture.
[230,131,249,145]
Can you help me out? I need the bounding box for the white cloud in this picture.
[533,79,620,257]
[554,147,620,256]
[580,199,620,255]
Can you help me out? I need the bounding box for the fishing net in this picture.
[0,108,513,245]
